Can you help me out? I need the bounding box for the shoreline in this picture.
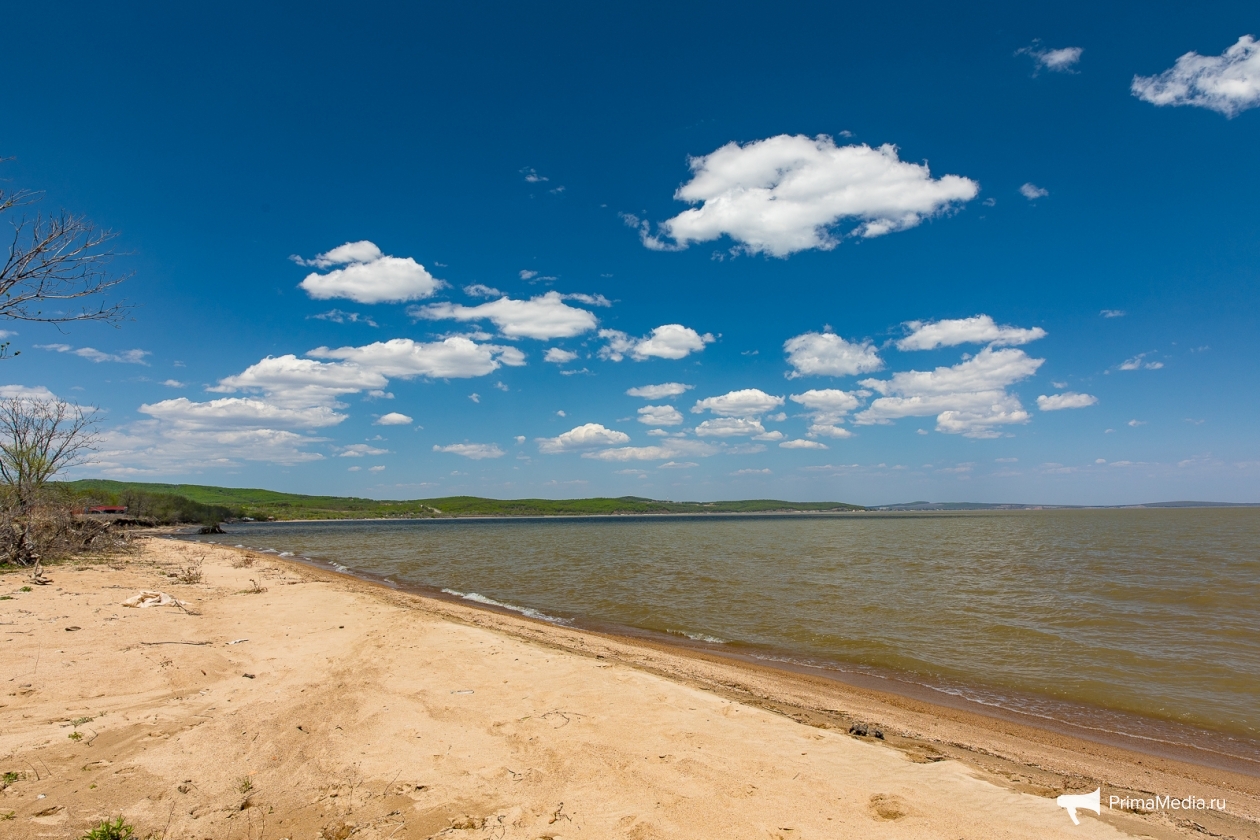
[180,530,1260,773]
[3,540,1258,839]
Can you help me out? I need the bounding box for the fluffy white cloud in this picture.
[626,382,692,399]
[855,347,1043,438]
[464,284,503,298]
[309,337,525,379]
[0,384,57,401]
[1019,183,1049,200]
[790,389,862,438]
[1132,36,1260,117]
[212,355,387,407]
[638,135,978,257]
[783,332,882,378]
[637,405,684,426]
[538,423,632,454]
[896,315,1047,351]
[692,388,784,417]
[374,412,413,425]
[412,292,598,340]
[544,348,579,364]
[297,241,443,304]
[599,325,714,361]
[582,438,719,462]
[780,439,828,449]
[86,424,327,474]
[139,397,344,429]
[432,443,505,459]
[1037,392,1098,411]
[694,417,765,437]
[37,344,150,365]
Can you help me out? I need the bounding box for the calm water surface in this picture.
[192,509,1260,752]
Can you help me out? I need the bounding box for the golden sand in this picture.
[1,538,1256,839]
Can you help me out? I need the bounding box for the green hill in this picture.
[63,480,864,521]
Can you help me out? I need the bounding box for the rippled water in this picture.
[192,509,1260,753]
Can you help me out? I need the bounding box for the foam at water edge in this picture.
[667,629,727,644]
[441,589,572,624]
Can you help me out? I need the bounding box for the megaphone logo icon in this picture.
[1056,788,1101,825]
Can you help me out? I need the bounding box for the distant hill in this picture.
[871,500,1258,511]
[63,480,864,521]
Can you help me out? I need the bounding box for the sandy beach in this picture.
[2,538,1257,840]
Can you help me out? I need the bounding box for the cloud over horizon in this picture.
[296,241,444,304]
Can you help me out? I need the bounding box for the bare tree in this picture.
[0,397,99,566]
[0,165,130,348]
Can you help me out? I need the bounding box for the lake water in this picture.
[189,509,1260,764]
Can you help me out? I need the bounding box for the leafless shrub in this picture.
[176,555,204,584]
[231,553,256,569]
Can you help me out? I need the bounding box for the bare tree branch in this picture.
[0,165,130,327]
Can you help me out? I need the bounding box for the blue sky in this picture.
[1,2,1257,505]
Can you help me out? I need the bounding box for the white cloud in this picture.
[896,315,1046,351]
[339,443,388,457]
[780,439,828,449]
[637,405,684,426]
[545,347,579,364]
[637,135,978,256]
[694,417,766,437]
[658,461,699,469]
[296,241,443,304]
[783,331,883,378]
[1132,35,1260,117]
[1037,392,1098,411]
[522,168,548,183]
[1118,353,1163,371]
[0,384,57,401]
[1100,309,1125,318]
[86,423,327,473]
[855,347,1043,438]
[808,425,853,438]
[1019,183,1049,200]
[309,309,378,327]
[752,430,784,441]
[599,325,714,361]
[692,388,784,417]
[211,354,387,407]
[375,412,413,425]
[537,423,631,454]
[1127,419,1146,427]
[161,379,185,388]
[583,439,719,462]
[348,466,361,472]
[139,397,344,429]
[369,465,385,472]
[432,443,505,459]
[37,344,150,365]
[790,389,862,438]
[412,292,598,340]
[1018,44,1083,73]
[733,468,772,475]
[309,337,525,379]
[464,284,503,298]
[626,382,693,399]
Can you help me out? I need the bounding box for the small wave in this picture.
[667,629,727,644]
[441,589,571,624]
[331,563,350,573]
[278,552,294,557]
[260,548,278,554]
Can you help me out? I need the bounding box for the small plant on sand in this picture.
[1,770,23,788]
[81,816,135,840]
[68,730,83,741]
[175,555,204,584]
[19,585,31,592]
[231,554,256,569]
[1,809,15,820]
[0,595,11,600]
[238,776,254,794]
[239,579,267,595]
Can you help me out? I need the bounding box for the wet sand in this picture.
[1,539,1257,839]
